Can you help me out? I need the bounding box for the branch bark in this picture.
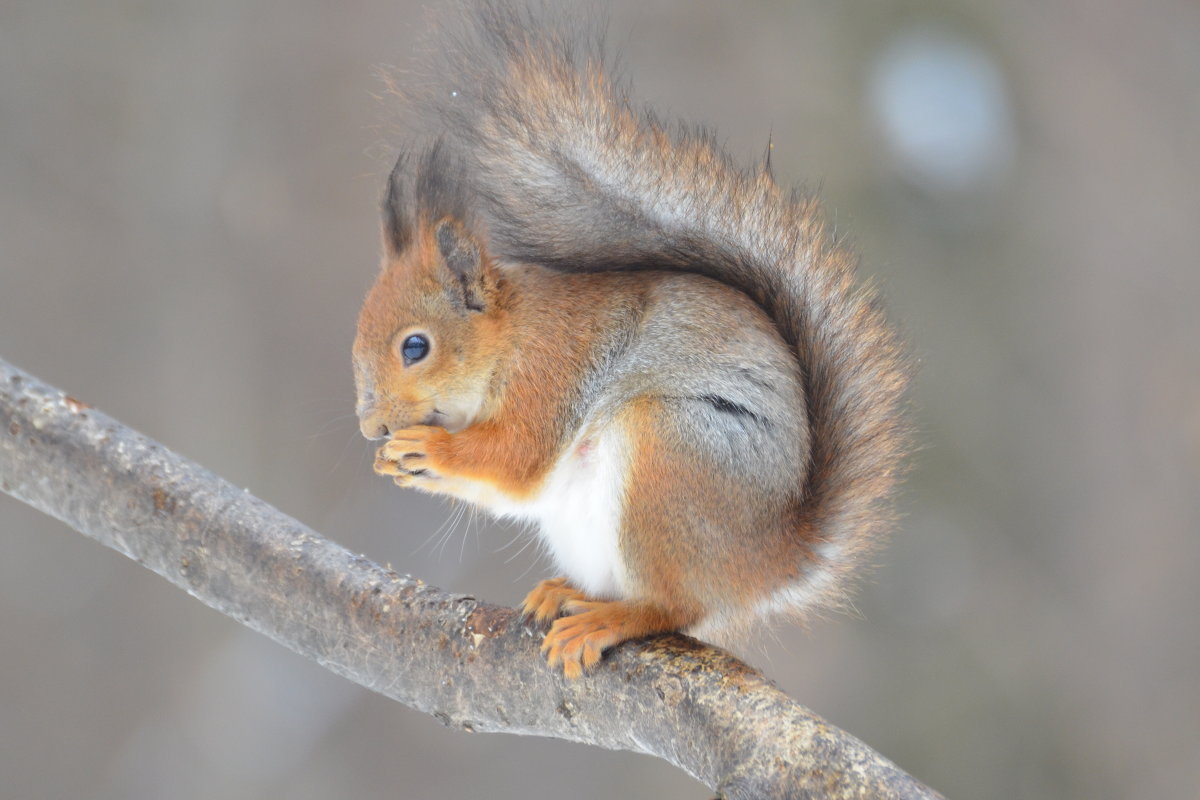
[0,356,943,800]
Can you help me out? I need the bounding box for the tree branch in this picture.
[0,356,942,800]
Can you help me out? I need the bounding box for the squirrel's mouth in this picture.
[423,409,449,428]
[423,408,472,434]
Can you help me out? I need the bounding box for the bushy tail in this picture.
[403,2,911,610]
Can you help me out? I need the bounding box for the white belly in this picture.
[492,424,631,598]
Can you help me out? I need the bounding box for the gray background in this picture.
[2,1,1198,798]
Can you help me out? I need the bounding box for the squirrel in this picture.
[353,3,910,679]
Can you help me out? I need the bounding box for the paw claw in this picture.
[373,426,449,483]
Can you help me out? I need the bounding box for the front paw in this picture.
[373,426,451,486]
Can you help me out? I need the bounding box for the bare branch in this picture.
[0,356,943,800]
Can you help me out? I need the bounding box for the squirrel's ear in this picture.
[381,153,411,259]
[435,218,489,313]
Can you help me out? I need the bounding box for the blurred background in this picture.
[2,1,1198,798]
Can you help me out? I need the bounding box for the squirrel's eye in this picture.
[400,333,430,366]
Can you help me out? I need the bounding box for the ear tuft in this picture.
[382,152,411,257]
[435,219,486,312]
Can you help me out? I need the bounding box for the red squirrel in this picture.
[353,4,910,679]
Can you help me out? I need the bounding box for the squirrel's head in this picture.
[353,146,505,440]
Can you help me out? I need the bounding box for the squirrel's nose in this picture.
[358,414,390,440]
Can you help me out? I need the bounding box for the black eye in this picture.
[400,333,430,365]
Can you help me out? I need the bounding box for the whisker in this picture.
[503,533,537,565]
[413,500,463,557]
[304,413,360,442]
[434,502,468,561]
[513,536,548,583]
[330,426,367,474]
